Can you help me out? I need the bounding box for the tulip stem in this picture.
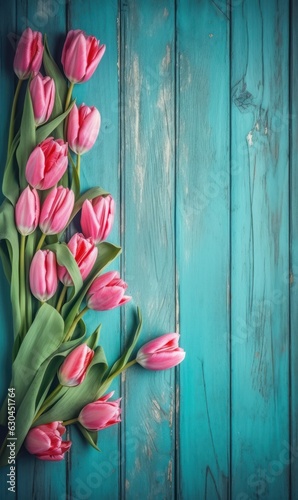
[62,418,78,426]
[7,78,22,154]
[65,82,74,111]
[36,233,46,251]
[98,359,137,397]
[56,285,68,313]
[33,384,62,423]
[63,306,89,342]
[76,154,81,179]
[19,235,27,338]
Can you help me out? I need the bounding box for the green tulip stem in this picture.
[33,384,62,423]
[56,285,68,313]
[98,359,138,398]
[20,235,27,338]
[65,82,74,111]
[63,418,78,426]
[7,78,23,154]
[76,153,81,179]
[36,233,46,251]
[63,306,89,342]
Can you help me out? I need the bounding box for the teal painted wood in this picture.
[177,0,231,498]
[120,1,176,498]
[291,0,298,497]
[231,1,290,498]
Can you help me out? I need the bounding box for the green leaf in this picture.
[86,325,101,349]
[63,242,122,332]
[2,131,20,205]
[46,242,83,297]
[16,86,36,190]
[36,99,75,144]
[35,346,108,425]
[0,200,21,336]
[70,187,109,222]
[76,423,100,451]
[43,35,68,139]
[108,307,143,379]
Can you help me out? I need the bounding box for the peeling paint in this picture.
[247,130,253,147]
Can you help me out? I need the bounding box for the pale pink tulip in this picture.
[136,333,185,370]
[29,250,58,302]
[14,28,43,80]
[81,195,114,244]
[29,73,55,125]
[58,233,98,286]
[39,187,74,235]
[67,103,101,154]
[58,344,94,387]
[25,137,68,190]
[78,392,121,431]
[15,186,40,236]
[61,29,106,83]
[86,271,131,311]
[25,422,71,461]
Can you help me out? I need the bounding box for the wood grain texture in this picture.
[231,0,290,498]
[177,0,230,498]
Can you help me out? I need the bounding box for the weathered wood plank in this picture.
[176,0,230,497]
[291,0,298,497]
[231,0,290,497]
[120,1,176,498]
[67,1,121,499]
[15,1,68,498]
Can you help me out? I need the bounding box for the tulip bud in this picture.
[67,103,101,155]
[29,73,55,125]
[15,186,40,236]
[61,29,106,84]
[86,271,131,311]
[25,422,72,461]
[14,28,43,80]
[58,344,94,387]
[78,392,121,431]
[29,250,58,302]
[136,333,185,371]
[39,187,75,235]
[81,195,115,244]
[25,137,68,190]
[58,233,98,286]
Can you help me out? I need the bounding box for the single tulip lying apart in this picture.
[25,422,72,461]
[78,392,121,431]
[58,344,94,387]
[136,333,186,370]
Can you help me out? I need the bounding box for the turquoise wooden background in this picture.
[0,0,297,498]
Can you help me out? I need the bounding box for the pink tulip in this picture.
[13,28,43,80]
[136,333,186,371]
[78,392,121,431]
[29,250,58,302]
[67,103,101,155]
[25,422,71,461]
[25,137,68,190]
[61,29,106,83]
[81,195,115,244]
[29,73,55,125]
[39,187,75,235]
[86,271,131,311]
[58,233,98,286]
[15,186,40,236]
[58,344,94,387]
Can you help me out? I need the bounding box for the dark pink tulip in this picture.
[58,344,94,387]
[25,137,68,190]
[81,195,115,244]
[15,186,40,236]
[67,103,101,155]
[25,422,72,461]
[39,186,75,235]
[86,271,131,311]
[13,28,43,80]
[29,73,55,125]
[61,29,106,83]
[136,333,185,371]
[58,233,98,286]
[78,392,121,431]
[29,250,58,302]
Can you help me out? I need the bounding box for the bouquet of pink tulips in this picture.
[0,28,185,465]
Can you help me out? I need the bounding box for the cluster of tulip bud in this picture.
[7,27,185,463]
